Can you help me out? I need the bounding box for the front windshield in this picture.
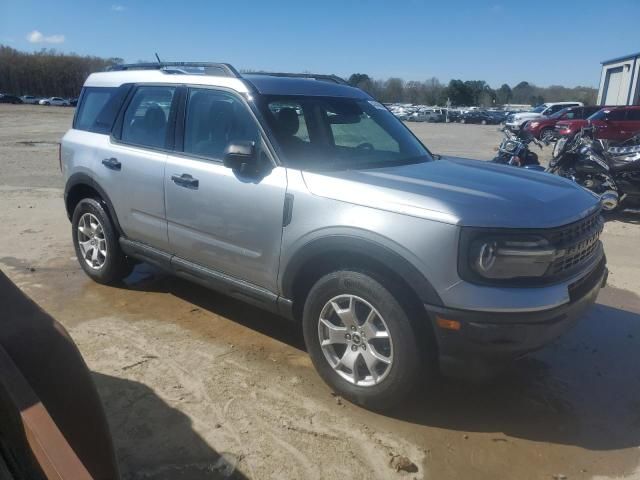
[530,105,547,113]
[550,107,570,119]
[258,95,431,170]
[588,109,609,121]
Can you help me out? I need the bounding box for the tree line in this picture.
[0,45,123,98]
[348,74,597,107]
[0,45,597,106]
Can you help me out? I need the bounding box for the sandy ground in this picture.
[1,104,639,480]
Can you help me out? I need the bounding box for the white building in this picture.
[597,52,640,106]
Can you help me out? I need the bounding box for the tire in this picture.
[481,119,487,125]
[461,119,466,124]
[540,128,553,142]
[302,270,428,411]
[71,198,133,284]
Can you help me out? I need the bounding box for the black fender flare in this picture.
[64,173,124,236]
[280,235,443,307]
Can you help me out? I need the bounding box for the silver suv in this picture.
[62,62,607,409]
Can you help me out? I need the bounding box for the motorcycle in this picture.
[547,126,640,211]
[492,127,543,168]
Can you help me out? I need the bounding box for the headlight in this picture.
[459,231,557,283]
[503,140,518,152]
[529,122,540,128]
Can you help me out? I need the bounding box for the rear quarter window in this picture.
[74,86,130,134]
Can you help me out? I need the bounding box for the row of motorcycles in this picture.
[492,126,640,212]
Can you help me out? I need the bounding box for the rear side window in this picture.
[74,87,118,133]
[608,109,627,121]
[627,109,640,121]
[121,86,176,149]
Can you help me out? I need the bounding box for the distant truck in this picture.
[506,102,583,130]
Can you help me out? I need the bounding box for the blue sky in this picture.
[2,0,639,88]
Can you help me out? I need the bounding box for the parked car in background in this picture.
[409,109,444,122]
[20,95,39,104]
[0,94,24,104]
[486,110,508,124]
[39,97,70,106]
[446,110,462,122]
[460,110,500,125]
[587,106,640,141]
[68,98,79,107]
[555,106,640,141]
[525,105,605,141]
[506,102,583,130]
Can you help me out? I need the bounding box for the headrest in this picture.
[276,108,299,137]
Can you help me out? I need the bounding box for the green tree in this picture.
[496,84,512,104]
[446,79,473,106]
[347,73,373,93]
[382,77,405,103]
[512,81,534,104]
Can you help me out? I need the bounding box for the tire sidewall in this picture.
[71,198,127,284]
[302,271,422,409]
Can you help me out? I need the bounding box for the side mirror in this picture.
[223,141,258,174]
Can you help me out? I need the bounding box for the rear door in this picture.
[599,109,628,141]
[622,108,640,139]
[93,84,178,250]
[164,87,287,292]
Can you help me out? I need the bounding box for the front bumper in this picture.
[505,121,523,130]
[425,258,607,378]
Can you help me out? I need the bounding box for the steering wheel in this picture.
[356,142,374,150]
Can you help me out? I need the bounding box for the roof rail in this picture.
[245,72,349,85]
[106,62,241,78]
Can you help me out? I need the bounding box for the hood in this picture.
[301,158,600,228]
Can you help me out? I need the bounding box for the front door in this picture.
[164,87,287,292]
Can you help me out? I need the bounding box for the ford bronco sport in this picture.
[62,62,607,410]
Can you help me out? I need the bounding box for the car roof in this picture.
[84,70,369,99]
[84,70,251,94]
[241,74,370,98]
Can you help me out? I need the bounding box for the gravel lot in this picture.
[1,104,639,480]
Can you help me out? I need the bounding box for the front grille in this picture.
[547,212,604,276]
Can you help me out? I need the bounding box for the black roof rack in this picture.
[106,62,241,78]
[244,72,349,85]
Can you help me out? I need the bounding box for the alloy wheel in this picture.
[77,213,107,270]
[317,294,394,387]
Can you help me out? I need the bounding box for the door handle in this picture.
[171,173,199,189]
[101,157,121,171]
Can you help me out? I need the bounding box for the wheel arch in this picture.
[64,173,124,236]
[280,235,443,320]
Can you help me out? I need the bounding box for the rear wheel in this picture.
[481,119,487,125]
[72,198,133,284]
[302,270,428,410]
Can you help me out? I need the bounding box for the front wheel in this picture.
[540,128,554,142]
[302,271,428,410]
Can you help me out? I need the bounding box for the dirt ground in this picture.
[1,104,639,480]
